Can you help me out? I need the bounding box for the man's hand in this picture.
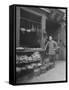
[53,46,60,51]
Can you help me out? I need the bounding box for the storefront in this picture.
[16,7,51,82]
[16,7,48,48]
[16,7,66,82]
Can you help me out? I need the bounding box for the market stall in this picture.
[16,47,54,81]
[16,7,54,81]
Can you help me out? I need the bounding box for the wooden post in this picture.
[41,15,47,48]
[16,7,20,47]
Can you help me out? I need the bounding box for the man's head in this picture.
[49,36,52,41]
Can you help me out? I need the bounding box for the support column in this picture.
[41,15,47,48]
[16,7,20,47]
[61,22,66,60]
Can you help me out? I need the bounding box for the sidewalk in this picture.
[17,61,66,83]
[26,61,66,83]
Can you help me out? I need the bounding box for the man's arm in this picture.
[45,41,49,50]
[54,41,60,50]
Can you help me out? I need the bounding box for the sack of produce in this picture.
[37,63,42,67]
[20,55,28,63]
[21,67,26,70]
[16,55,20,64]
[31,63,37,68]
[16,67,22,72]
[32,52,41,61]
[28,56,33,62]
[27,65,33,69]
[16,55,19,60]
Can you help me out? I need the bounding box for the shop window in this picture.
[20,8,42,48]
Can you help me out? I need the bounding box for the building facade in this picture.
[16,6,66,60]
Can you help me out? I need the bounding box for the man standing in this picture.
[45,36,58,66]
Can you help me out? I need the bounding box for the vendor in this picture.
[45,36,58,66]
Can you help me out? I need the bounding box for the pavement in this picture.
[17,61,66,83]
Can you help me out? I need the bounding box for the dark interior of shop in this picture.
[20,9,41,48]
[46,19,60,41]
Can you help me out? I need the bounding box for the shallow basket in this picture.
[40,65,47,74]
[34,68,41,76]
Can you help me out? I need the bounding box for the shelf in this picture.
[16,48,45,53]
[20,17,41,24]
[16,60,41,66]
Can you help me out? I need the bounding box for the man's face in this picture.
[49,36,52,41]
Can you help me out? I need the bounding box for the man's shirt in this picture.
[46,40,57,55]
